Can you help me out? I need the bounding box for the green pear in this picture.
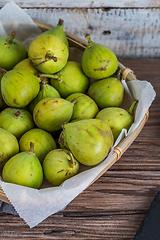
[59,119,114,166]
[1,69,40,108]
[43,149,79,185]
[0,108,35,139]
[13,58,39,75]
[2,142,43,189]
[88,77,124,109]
[81,34,118,79]
[96,101,137,140]
[28,34,69,74]
[33,97,75,132]
[28,78,61,113]
[19,128,57,163]
[0,127,19,169]
[66,93,99,121]
[49,61,90,98]
[40,18,69,48]
[0,31,27,70]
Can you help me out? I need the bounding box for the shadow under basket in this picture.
[0,20,149,205]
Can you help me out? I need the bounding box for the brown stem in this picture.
[58,19,64,26]
[7,31,16,44]
[45,51,57,62]
[71,98,77,105]
[59,121,67,129]
[29,142,35,153]
[14,110,21,118]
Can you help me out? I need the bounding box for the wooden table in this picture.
[0,59,159,239]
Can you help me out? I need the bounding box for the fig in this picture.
[19,128,57,163]
[49,61,90,98]
[1,69,40,108]
[59,119,114,166]
[33,97,75,132]
[0,127,19,169]
[28,78,61,113]
[88,77,124,109]
[13,58,39,75]
[0,31,27,70]
[43,149,79,186]
[28,34,69,74]
[0,108,35,139]
[66,93,99,120]
[58,129,69,150]
[40,18,69,48]
[2,142,43,189]
[0,68,7,110]
[81,34,118,79]
[96,101,137,141]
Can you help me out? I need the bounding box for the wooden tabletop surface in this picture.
[0,59,159,239]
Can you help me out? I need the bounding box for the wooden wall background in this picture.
[0,0,159,59]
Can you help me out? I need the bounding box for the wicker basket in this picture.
[0,20,149,205]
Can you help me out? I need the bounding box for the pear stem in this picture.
[71,98,77,105]
[67,151,74,166]
[0,68,7,77]
[14,110,21,118]
[58,18,64,26]
[39,73,60,80]
[7,31,16,44]
[59,121,66,129]
[45,51,57,62]
[29,142,35,153]
[128,100,138,116]
[85,34,94,46]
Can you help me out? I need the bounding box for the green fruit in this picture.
[50,61,90,98]
[59,119,114,166]
[66,93,99,120]
[1,69,40,108]
[0,108,35,139]
[43,149,79,186]
[58,129,69,150]
[33,97,75,132]
[40,19,69,48]
[19,128,57,163]
[88,77,124,109]
[81,34,118,79]
[0,32,27,70]
[0,127,19,169]
[2,142,43,189]
[28,78,61,113]
[96,101,137,141]
[0,68,7,110]
[13,58,39,75]
[28,34,69,74]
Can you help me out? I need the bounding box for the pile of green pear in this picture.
[0,19,137,189]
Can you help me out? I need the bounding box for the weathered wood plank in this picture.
[0,171,159,239]
[0,0,160,8]
[21,8,160,59]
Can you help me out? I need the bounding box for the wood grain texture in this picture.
[0,2,159,58]
[0,59,159,239]
[0,0,160,8]
[24,8,160,58]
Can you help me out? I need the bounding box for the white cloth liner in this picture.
[0,2,156,228]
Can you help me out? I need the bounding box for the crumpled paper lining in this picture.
[0,2,156,228]
[0,1,42,49]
